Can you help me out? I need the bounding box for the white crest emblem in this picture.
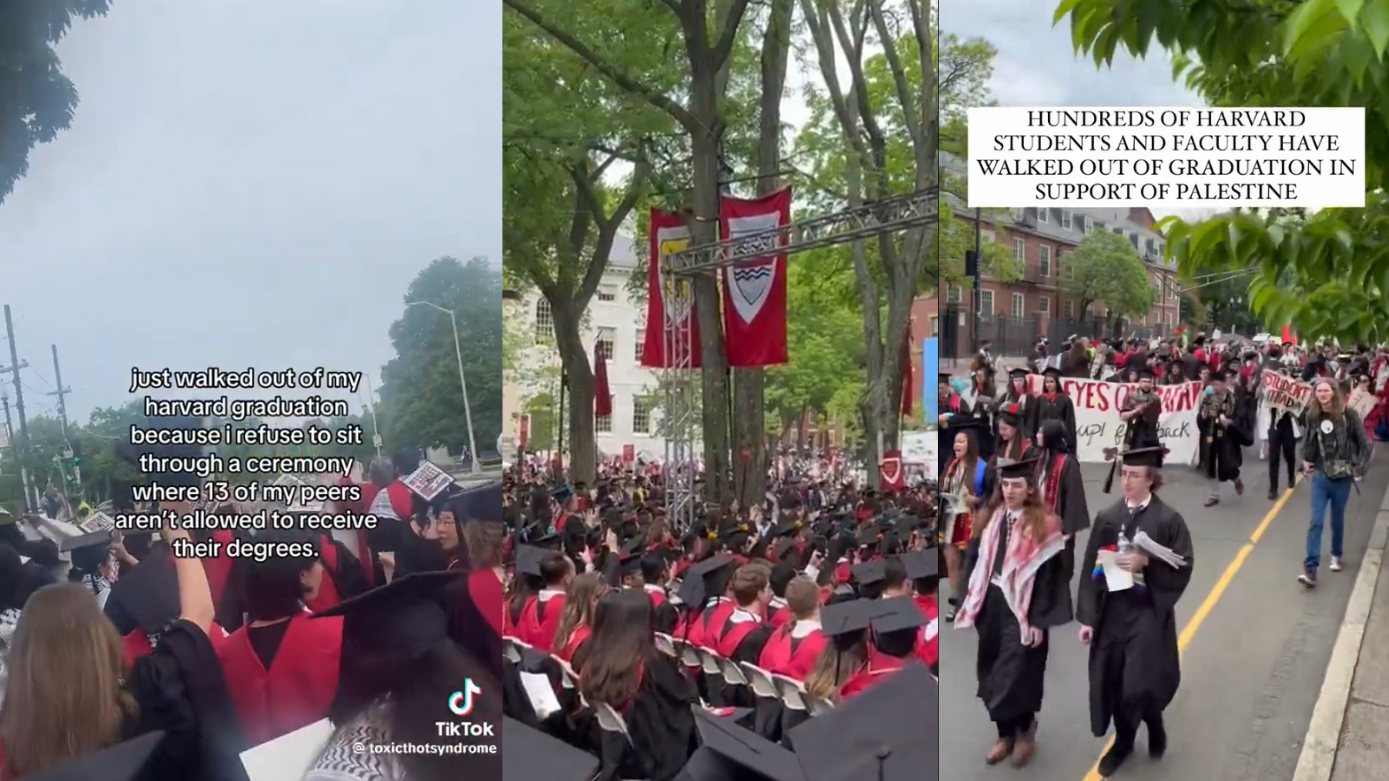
[724,213,782,324]
[657,231,695,325]
[879,454,903,488]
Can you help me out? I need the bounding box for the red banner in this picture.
[517,415,529,451]
[622,444,635,463]
[720,189,790,367]
[593,342,613,417]
[641,209,702,368]
[880,449,905,491]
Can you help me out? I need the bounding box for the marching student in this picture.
[1198,369,1249,506]
[1299,378,1372,587]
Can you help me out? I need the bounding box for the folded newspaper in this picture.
[1132,530,1189,568]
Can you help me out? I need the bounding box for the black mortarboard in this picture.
[675,554,736,607]
[997,402,1022,427]
[941,417,986,433]
[996,457,1042,481]
[819,598,874,638]
[772,538,797,560]
[103,544,180,635]
[1042,365,1063,378]
[550,485,573,502]
[850,560,887,586]
[28,731,165,781]
[63,531,113,574]
[688,709,807,781]
[1119,446,1165,469]
[1137,365,1154,380]
[314,570,465,660]
[789,663,938,781]
[618,536,645,575]
[937,373,952,385]
[1007,366,1029,380]
[900,550,938,580]
[503,716,600,781]
[526,524,560,548]
[870,596,927,634]
[456,481,502,524]
[855,524,882,548]
[515,545,546,578]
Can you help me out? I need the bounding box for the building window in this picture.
[1064,300,1074,319]
[632,396,652,435]
[1036,208,1049,223]
[596,413,612,433]
[947,285,962,303]
[1061,211,1073,230]
[596,327,615,361]
[1084,215,1093,233]
[634,328,645,362]
[1038,296,1050,315]
[1013,238,1025,261]
[1145,238,1155,256]
[1064,254,1075,280]
[534,298,554,344]
[1165,311,1174,327]
[929,315,939,336]
[1011,292,1024,318]
[980,290,995,317]
[597,286,617,302]
[1168,279,1176,300]
[1129,233,1139,248]
[1039,245,1051,277]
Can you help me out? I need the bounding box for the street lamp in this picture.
[405,300,481,475]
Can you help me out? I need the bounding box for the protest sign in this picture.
[1024,375,1204,465]
[1260,369,1312,418]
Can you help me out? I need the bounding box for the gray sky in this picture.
[942,0,1211,220]
[0,0,498,422]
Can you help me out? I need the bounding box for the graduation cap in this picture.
[550,485,574,503]
[455,481,502,524]
[850,560,887,587]
[525,524,561,548]
[819,598,874,638]
[686,709,807,781]
[996,457,1042,481]
[789,663,938,781]
[62,530,114,575]
[313,570,466,660]
[503,716,601,781]
[1041,364,1063,378]
[675,554,736,607]
[26,730,165,781]
[772,538,797,560]
[900,550,938,580]
[997,402,1023,427]
[1007,366,1029,380]
[515,545,547,578]
[870,596,927,635]
[1136,365,1155,380]
[854,524,883,549]
[937,373,952,385]
[103,544,181,635]
[1119,445,1166,469]
[618,536,646,575]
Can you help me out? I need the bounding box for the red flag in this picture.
[594,342,613,417]
[641,208,702,368]
[900,329,914,417]
[720,189,791,367]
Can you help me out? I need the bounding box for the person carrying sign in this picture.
[1198,369,1251,507]
[1265,366,1304,500]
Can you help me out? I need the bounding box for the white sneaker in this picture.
[1330,557,1344,572]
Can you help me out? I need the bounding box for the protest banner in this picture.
[1260,369,1312,418]
[1021,375,1204,465]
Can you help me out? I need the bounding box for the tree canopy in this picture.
[1061,229,1157,319]
[0,0,110,205]
[1056,0,1389,343]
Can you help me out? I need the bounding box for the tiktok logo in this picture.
[448,679,482,716]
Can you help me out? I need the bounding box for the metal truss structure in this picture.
[659,187,939,532]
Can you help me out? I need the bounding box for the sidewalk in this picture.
[1295,481,1389,781]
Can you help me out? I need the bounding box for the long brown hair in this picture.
[973,474,1049,543]
[1308,378,1345,420]
[0,585,137,778]
[804,636,867,703]
[463,519,505,569]
[579,590,655,707]
[552,572,608,655]
[948,430,980,483]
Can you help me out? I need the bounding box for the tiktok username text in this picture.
[353,739,497,756]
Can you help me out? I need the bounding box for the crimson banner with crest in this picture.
[720,189,790,367]
[641,208,703,368]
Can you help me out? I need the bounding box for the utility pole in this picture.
[48,345,72,437]
[2,305,32,512]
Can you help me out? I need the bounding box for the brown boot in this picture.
[1013,719,1038,768]
[985,738,1014,765]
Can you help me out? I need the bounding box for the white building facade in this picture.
[513,233,668,460]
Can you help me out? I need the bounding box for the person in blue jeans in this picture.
[1299,378,1372,588]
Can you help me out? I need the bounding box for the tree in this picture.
[0,1,110,205]
[505,0,760,501]
[377,257,503,456]
[1056,0,1389,343]
[795,0,937,487]
[1060,230,1156,320]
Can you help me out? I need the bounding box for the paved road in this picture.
[940,445,1389,781]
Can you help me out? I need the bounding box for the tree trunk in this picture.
[553,303,597,484]
[732,0,792,510]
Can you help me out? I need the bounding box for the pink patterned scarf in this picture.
[954,506,1066,644]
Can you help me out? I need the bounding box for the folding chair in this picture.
[772,673,808,712]
[804,693,836,716]
[653,632,677,658]
[551,655,581,691]
[695,646,724,678]
[676,638,702,668]
[502,637,522,664]
[718,655,748,687]
[739,662,780,700]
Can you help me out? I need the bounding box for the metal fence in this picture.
[939,305,1177,360]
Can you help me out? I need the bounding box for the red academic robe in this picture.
[757,623,827,681]
[915,594,939,670]
[838,649,910,700]
[713,610,763,659]
[468,568,506,638]
[302,537,343,614]
[766,602,791,629]
[555,624,591,664]
[217,613,345,747]
[517,591,566,652]
[360,480,414,520]
[201,529,236,610]
[686,599,736,650]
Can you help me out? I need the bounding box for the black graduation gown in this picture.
[1039,453,1091,583]
[1035,393,1079,454]
[1077,496,1194,737]
[654,600,680,635]
[963,515,1072,723]
[1198,391,1246,482]
[594,655,699,781]
[1122,391,1163,452]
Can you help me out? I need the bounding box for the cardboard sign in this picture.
[80,512,116,533]
[1260,369,1313,418]
[402,462,456,501]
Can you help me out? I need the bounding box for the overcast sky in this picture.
[0,0,498,422]
[941,0,1211,220]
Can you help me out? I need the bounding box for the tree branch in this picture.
[504,0,698,128]
[711,0,755,73]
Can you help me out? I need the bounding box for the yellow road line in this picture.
[1079,478,1302,781]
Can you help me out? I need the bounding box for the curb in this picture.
[1291,479,1389,781]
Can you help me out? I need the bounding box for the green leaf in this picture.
[1285,0,1339,56]
[1339,0,1367,26]
[1363,0,1389,56]
[1054,0,1084,27]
